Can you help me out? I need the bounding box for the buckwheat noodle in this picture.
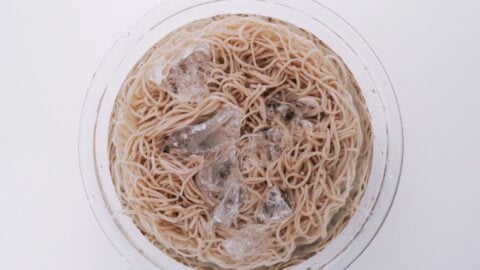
[109,15,372,270]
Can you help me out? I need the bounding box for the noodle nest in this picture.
[109,15,372,270]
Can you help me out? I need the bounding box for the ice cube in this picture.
[247,127,289,162]
[223,225,267,260]
[212,181,243,227]
[257,186,292,222]
[151,43,211,102]
[266,99,298,123]
[196,148,238,197]
[264,128,288,161]
[149,58,168,84]
[168,104,243,154]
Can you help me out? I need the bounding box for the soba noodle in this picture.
[108,15,372,269]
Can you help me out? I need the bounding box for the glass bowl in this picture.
[78,0,403,269]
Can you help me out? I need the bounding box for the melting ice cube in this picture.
[196,148,238,197]
[212,181,244,227]
[266,99,298,123]
[257,186,292,222]
[247,127,289,162]
[168,104,243,154]
[223,225,267,260]
[264,128,288,161]
[150,43,211,102]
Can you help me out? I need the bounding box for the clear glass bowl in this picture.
[78,1,403,269]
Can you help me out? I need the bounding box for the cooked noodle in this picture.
[108,15,372,269]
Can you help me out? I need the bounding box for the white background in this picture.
[1,0,479,269]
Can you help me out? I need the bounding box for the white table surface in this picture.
[1,0,479,269]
